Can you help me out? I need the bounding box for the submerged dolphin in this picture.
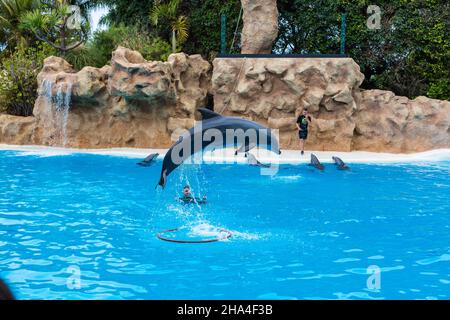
[309,154,324,171]
[332,156,349,170]
[137,153,159,167]
[157,108,281,188]
[246,153,270,168]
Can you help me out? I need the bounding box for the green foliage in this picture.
[115,26,171,61]
[1,0,449,102]
[64,44,97,70]
[63,25,172,69]
[179,0,241,59]
[92,0,154,27]
[427,80,450,100]
[19,0,89,55]
[0,0,40,50]
[275,0,341,54]
[0,42,56,116]
[276,0,449,100]
[150,0,188,52]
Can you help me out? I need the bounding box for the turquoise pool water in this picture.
[0,150,449,299]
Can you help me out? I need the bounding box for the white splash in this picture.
[187,222,261,241]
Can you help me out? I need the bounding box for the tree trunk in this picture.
[60,18,67,56]
[172,30,177,53]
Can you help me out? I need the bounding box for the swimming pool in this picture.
[0,149,449,299]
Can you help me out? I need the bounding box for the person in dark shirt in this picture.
[296,108,312,155]
[179,185,207,204]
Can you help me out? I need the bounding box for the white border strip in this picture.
[1,144,449,164]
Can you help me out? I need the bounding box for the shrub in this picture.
[64,25,172,70]
[117,27,172,62]
[0,43,56,116]
[427,80,450,101]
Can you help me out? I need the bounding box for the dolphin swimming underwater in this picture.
[309,154,324,171]
[246,153,270,168]
[157,108,281,188]
[332,156,349,170]
[137,153,159,167]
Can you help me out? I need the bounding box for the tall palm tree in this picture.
[150,0,188,53]
[0,0,40,49]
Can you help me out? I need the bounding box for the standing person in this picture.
[296,108,312,155]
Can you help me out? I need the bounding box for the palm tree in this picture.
[150,0,188,53]
[0,0,40,50]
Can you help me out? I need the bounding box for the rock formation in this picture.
[29,46,211,148]
[240,0,278,54]
[0,114,35,145]
[353,91,450,152]
[212,57,450,152]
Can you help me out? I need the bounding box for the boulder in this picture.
[108,47,175,103]
[0,114,35,144]
[240,0,278,54]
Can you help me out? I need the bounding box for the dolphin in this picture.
[235,141,257,155]
[137,153,159,167]
[308,154,324,171]
[332,156,349,170]
[246,153,270,168]
[157,108,281,188]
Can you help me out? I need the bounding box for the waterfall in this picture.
[41,79,73,147]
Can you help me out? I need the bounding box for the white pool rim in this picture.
[1,144,450,164]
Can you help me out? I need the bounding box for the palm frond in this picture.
[173,14,188,44]
[167,0,181,17]
[150,3,163,25]
[150,0,182,25]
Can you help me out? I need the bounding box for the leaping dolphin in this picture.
[309,154,324,171]
[157,108,281,188]
[137,153,159,167]
[332,156,349,170]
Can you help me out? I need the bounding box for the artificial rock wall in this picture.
[0,47,449,153]
[0,47,211,148]
[212,57,450,152]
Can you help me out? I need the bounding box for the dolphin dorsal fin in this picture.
[197,108,222,120]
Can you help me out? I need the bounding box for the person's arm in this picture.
[194,196,207,204]
[296,116,301,130]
